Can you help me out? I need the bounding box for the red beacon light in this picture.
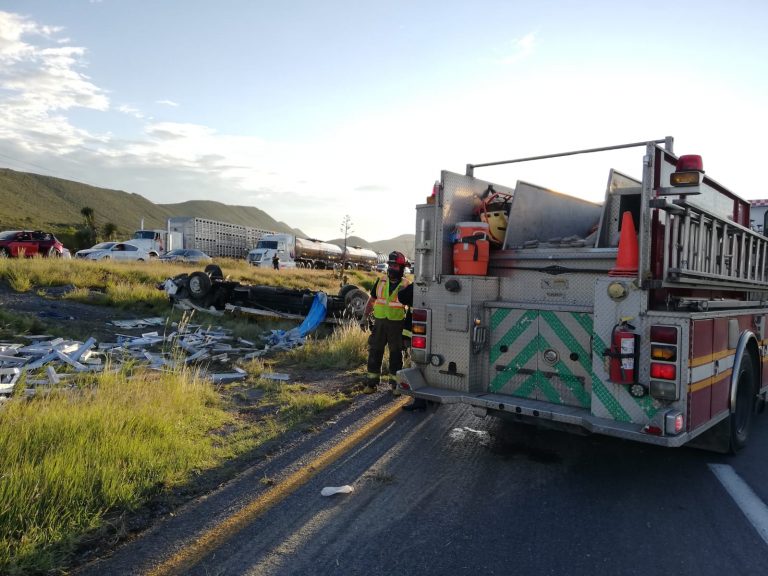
[670,154,704,189]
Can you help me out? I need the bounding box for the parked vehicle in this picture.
[77,241,152,261]
[397,137,768,453]
[0,230,65,257]
[158,248,213,264]
[132,217,275,259]
[75,242,116,259]
[374,262,388,273]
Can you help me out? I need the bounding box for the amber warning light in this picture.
[671,154,704,187]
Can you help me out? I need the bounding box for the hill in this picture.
[0,167,414,255]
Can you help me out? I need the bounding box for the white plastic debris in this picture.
[321,485,354,497]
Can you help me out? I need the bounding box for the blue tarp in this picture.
[263,292,328,351]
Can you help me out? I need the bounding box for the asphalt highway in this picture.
[79,396,768,576]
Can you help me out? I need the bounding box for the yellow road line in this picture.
[146,395,410,576]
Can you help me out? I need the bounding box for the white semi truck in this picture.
[132,217,275,259]
[247,233,377,270]
[397,137,768,453]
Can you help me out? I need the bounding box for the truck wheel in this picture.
[204,264,224,280]
[344,288,369,320]
[730,352,756,453]
[338,284,360,300]
[0,248,9,258]
[188,271,212,299]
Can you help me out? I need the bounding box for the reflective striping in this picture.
[690,354,735,383]
[489,309,536,365]
[689,348,737,368]
[590,377,632,422]
[689,369,732,392]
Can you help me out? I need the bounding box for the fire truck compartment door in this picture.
[488,308,593,409]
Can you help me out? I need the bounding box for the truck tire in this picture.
[338,284,360,300]
[343,288,369,320]
[188,271,212,299]
[0,248,8,258]
[204,264,224,280]
[730,352,756,453]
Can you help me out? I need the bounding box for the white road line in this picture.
[709,463,768,547]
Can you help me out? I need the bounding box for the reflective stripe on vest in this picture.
[372,278,408,321]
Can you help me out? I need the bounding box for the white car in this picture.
[76,241,152,261]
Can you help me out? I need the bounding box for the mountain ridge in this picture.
[0,167,415,256]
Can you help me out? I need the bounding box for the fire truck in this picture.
[397,137,768,453]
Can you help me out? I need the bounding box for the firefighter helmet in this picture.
[387,251,407,279]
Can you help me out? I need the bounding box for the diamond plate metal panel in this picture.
[491,249,614,306]
[422,276,499,392]
[592,277,673,424]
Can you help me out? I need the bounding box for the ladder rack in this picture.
[655,199,768,291]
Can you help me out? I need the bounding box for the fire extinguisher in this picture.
[605,319,639,384]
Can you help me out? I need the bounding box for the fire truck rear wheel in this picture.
[730,352,756,453]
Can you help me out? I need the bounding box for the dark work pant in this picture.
[366,318,404,383]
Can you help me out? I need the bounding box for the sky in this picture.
[0,0,767,241]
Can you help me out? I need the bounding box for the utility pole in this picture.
[340,214,353,273]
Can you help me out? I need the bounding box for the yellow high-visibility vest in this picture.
[372,278,408,321]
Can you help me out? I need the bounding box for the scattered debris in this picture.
[320,485,354,497]
[261,373,290,381]
[0,317,266,398]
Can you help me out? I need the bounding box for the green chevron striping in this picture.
[551,361,591,407]
[572,311,594,336]
[490,309,537,365]
[539,311,591,372]
[513,372,539,398]
[490,334,539,394]
[537,312,591,407]
[591,377,631,422]
[490,307,511,331]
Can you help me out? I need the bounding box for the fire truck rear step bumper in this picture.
[398,370,690,447]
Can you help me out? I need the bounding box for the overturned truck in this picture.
[161,264,370,320]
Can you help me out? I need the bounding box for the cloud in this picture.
[0,10,109,155]
[156,99,179,107]
[502,31,536,64]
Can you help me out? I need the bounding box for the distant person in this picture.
[272,254,279,270]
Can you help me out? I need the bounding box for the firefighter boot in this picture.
[362,373,379,394]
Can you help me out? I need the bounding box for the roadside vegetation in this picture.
[0,257,376,574]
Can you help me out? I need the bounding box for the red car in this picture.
[0,230,66,257]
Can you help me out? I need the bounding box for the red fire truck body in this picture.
[398,138,768,453]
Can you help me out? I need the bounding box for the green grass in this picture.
[0,366,230,575]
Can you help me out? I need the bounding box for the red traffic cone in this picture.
[609,211,638,277]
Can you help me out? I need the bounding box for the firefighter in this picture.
[363,251,411,394]
[272,254,280,270]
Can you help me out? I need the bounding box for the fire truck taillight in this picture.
[649,325,680,401]
[650,363,676,379]
[410,308,431,363]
